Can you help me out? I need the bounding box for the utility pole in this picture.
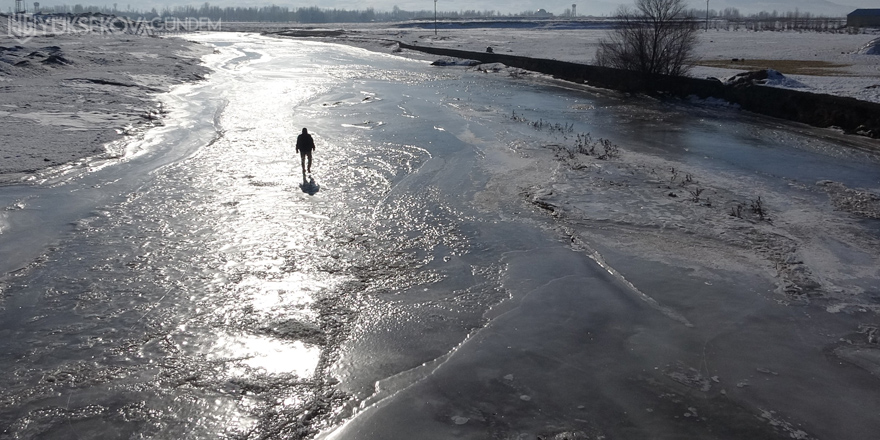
[434,0,438,36]
[706,0,709,31]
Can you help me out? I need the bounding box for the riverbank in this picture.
[0,32,211,184]
[0,32,878,440]
[392,41,880,138]
[266,22,880,103]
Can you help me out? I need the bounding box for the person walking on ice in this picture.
[296,127,315,175]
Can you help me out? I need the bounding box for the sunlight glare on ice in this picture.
[212,333,321,377]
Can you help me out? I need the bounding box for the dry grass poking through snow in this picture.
[697,59,855,76]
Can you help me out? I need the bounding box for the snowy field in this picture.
[0,20,210,183]
[277,21,880,103]
[1,20,878,184]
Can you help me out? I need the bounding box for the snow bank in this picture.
[858,37,880,55]
[285,22,880,104]
[0,16,211,183]
[762,69,808,88]
[725,69,807,89]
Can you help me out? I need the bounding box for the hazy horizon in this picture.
[18,0,879,17]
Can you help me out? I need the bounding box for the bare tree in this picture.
[595,0,699,78]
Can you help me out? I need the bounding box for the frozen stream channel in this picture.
[1,33,879,439]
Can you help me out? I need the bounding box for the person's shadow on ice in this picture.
[299,174,320,195]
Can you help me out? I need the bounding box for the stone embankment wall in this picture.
[398,42,880,139]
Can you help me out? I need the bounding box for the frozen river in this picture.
[1,33,879,439]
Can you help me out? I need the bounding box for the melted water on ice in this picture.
[0,33,878,439]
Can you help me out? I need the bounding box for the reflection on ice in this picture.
[300,178,322,196]
[299,210,330,220]
[341,121,386,129]
[210,333,321,377]
[240,274,319,315]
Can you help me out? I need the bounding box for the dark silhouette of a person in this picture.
[296,128,315,175]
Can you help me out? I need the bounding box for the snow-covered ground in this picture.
[0,17,210,184]
[277,22,880,103]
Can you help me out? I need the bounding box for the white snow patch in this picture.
[857,37,880,55]
[762,69,808,88]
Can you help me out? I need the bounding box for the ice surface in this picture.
[0,32,878,440]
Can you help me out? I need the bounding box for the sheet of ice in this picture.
[0,32,878,440]
[303,36,880,439]
[215,34,880,439]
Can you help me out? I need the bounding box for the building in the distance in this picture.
[847,9,880,28]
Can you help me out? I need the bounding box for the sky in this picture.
[23,0,879,16]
